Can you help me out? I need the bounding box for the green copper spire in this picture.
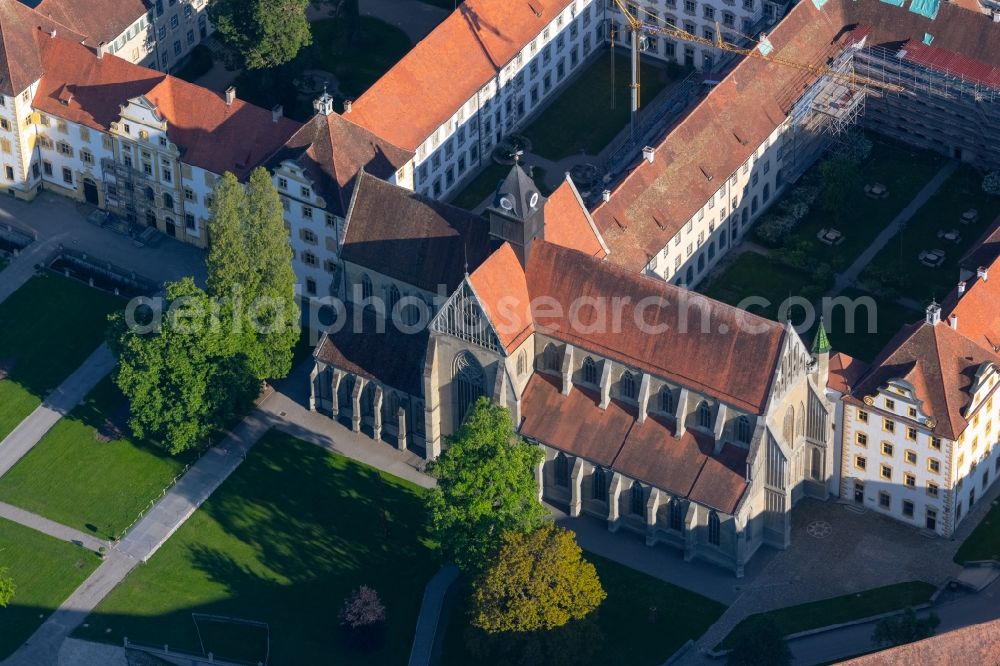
[812,317,832,355]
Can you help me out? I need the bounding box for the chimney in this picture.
[949,314,958,330]
[642,146,655,164]
[97,42,105,59]
[977,266,989,282]
[602,189,611,203]
[958,280,967,295]
[926,301,941,326]
[224,86,236,106]
[343,99,353,113]
[49,29,57,38]
[271,104,283,123]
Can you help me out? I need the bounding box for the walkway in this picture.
[4,401,276,666]
[0,502,106,552]
[408,565,460,666]
[831,160,959,293]
[0,344,116,478]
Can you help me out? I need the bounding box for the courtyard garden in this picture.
[233,17,412,121]
[0,518,100,660]
[861,164,1000,303]
[0,378,194,540]
[717,580,935,650]
[0,273,123,441]
[441,552,725,666]
[74,431,438,665]
[522,51,676,161]
[699,136,961,363]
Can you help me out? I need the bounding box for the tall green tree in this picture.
[0,568,14,607]
[110,279,259,454]
[209,0,312,70]
[242,167,298,380]
[472,524,605,633]
[819,155,862,223]
[727,617,791,666]
[426,399,547,573]
[206,168,299,381]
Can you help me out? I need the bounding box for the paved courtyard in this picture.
[691,496,969,655]
[0,192,206,287]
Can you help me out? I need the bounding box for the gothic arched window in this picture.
[698,401,712,428]
[660,387,674,414]
[620,371,636,400]
[737,415,752,444]
[543,343,560,371]
[516,349,527,377]
[453,351,484,429]
[708,511,721,546]
[555,453,569,487]
[582,356,598,385]
[630,482,645,516]
[669,498,684,531]
[592,467,607,500]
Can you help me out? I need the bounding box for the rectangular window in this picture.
[883,418,895,434]
[858,409,868,423]
[927,482,939,497]
[302,205,313,219]
[878,491,891,509]
[881,442,894,456]
[904,450,917,465]
[906,427,917,441]
[854,455,867,471]
[885,398,896,410]
[902,500,914,517]
[277,177,288,190]
[880,464,892,480]
[904,473,916,488]
[927,458,940,473]
[62,167,72,184]
[930,436,941,450]
[856,432,868,447]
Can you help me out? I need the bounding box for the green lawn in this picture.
[234,17,412,121]
[861,164,1000,303]
[782,140,945,272]
[0,273,123,441]
[75,431,438,665]
[522,50,674,160]
[442,552,725,666]
[717,581,936,650]
[954,497,1000,563]
[702,251,828,323]
[0,378,193,540]
[0,518,101,660]
[819,288,921,363]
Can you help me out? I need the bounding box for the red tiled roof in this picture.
[348,0,574,151]
[827,352,869,395]
[0,0,82,96]
[837,616,1000,665]
[35,0,146,46]
[592,0,1000,270]
[468,243,533,349]
[521,374,748,513]
[33,36,301,178]
[901,40,1000,90]
[268,111,413,218]
[945,253,1000,355]
[543,176,608,259]
[849,320,1000,439]
[470,241,787,413]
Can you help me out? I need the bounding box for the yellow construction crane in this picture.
[610,0,904,133]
